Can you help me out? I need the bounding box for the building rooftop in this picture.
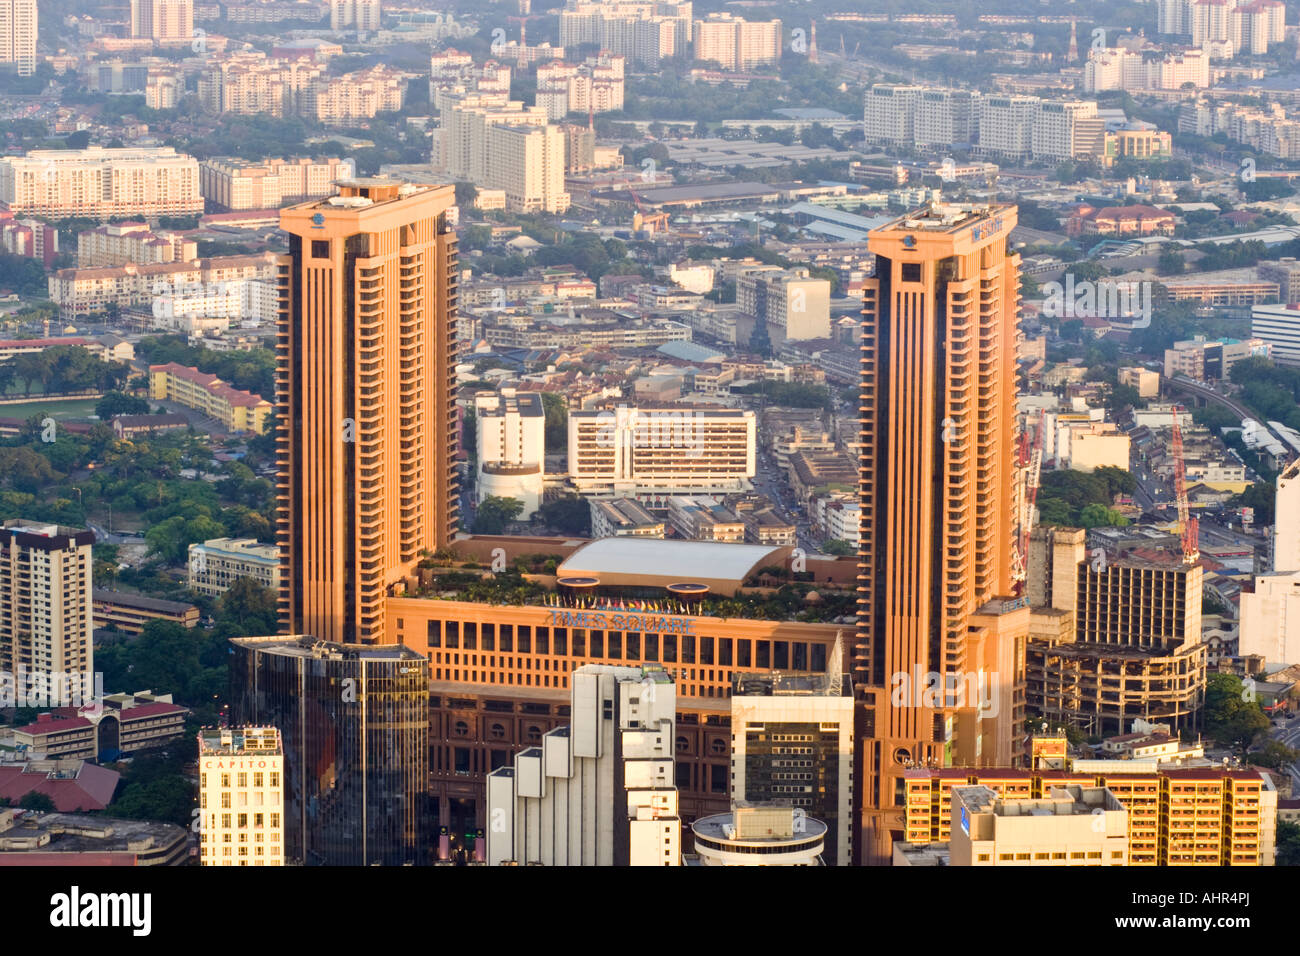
[557,538,785,589]
[92,589,197,615]
[692,805,828,844]
[198,726,282,755]
[876,201,1014,233]
[229,634,427,661]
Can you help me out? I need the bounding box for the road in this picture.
[1165,375,1254,423]
[1269,715,1300,792]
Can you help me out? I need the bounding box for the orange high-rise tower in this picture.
[277,178,459,644]
[856,203,1029,864]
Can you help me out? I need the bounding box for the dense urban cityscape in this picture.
[0,0,1296,912]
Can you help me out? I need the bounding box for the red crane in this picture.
[1170,406,1199,563]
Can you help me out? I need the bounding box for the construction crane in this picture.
[1170,405,1200,564]
[626,180,669,235]
[506,15,544,49]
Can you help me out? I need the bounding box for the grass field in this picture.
[0,398,99,421]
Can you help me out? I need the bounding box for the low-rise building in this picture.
[93,589,200,634]
[12,691,190,761]
[667,495,745,542]
[77,221,195,268]
[0,810,188,866]
[149,362,272,435]
[589,497,665,538]
[0,761,118,813]
[1164,336,1273,380]
[187,537,280,597]
[949,784,1129,866]
[111,413,189,439]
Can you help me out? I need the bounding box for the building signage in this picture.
[970,216,1003,242]
[547,608,695,635]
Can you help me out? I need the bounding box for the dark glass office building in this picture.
[229,635,430,866]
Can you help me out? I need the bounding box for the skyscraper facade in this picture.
[0,0,36,76]
[277,179,459,644]
[856,203,1028,864]
[130,0,193,43]
[228,635,430,866]
[0,520,95,681]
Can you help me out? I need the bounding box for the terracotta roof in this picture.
[13,716,93,736]
[0,762,118,811]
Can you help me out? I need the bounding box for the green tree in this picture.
[211,577,278,637]
[1277,820,1300,866]
[1234,482,1277,525]
[541,393,568,456]
[95,391,151,421]
[534,496,591,535]
[473,496,524,534]
[1204,673,1270,754]
[1156,249,1185,276]
[1249,738,1299,769]
[1079,503,1130,529]
[18,791,55,812]
[821,539,853,556]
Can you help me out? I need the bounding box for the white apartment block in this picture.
[198,727,285,867]
[486,664,681,866]
[1240,570,1300,665]
[813,495,860,547]
[198,52,326,117]
[1258,258,1300,305]
[1180,99,1300,158]
[330,0,380,33]
[693,13,781,71]
[0,521,94,680]
[738,267,830,343]
[130,0,193,43]
[976,95,1040,160]
[484,122,571,214]
[536,55,625,120]
[304,65,404,124]
[729,671,854,866]
[864,85,922,145]
[559,0,693,67]
[434,90,514,178]
[915,88,980,149]
[1158,0,1286,56]
[568,406,756,496]
[429,55,511,102]
[48,252,277,319]
[0,147,203,220]
[1084,47,1210,91]
[1253,303,1300,366]
[1032,100,1104,162]
[188,537,280,597]
[77,222,196,268]
[200,156,354,211]
[147,71,182,109]
[0,0,37,76]
[475,388,546,518]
